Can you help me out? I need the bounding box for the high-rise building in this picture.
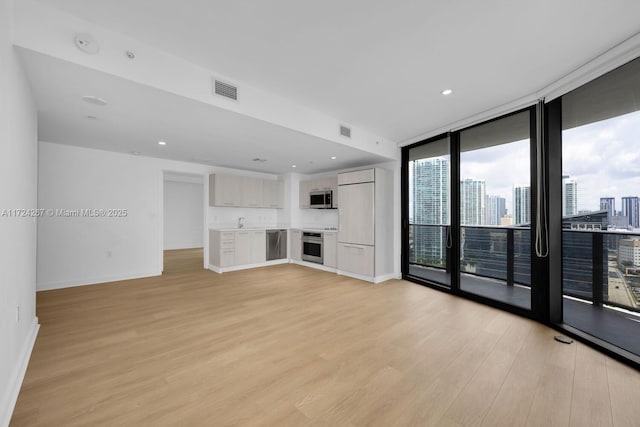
[411,158,449,266]
[562,175,578,217]
[460,179,485,225]
[485,195,506,225]
[513,185,531,225]
[600,197,616,221]
[621,196,640,228]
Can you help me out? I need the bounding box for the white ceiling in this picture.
[30,0,640,145]
[18,49,389,175]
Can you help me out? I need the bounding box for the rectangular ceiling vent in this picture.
[214,79,238,100]
[340,125,351,138]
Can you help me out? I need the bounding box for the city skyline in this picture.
[409,109,640,228]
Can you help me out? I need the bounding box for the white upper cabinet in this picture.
[262,180,284,208]
[241,177,263,208]
[209,174,242,207]
[299,180,312,208]
[210,174,283,209]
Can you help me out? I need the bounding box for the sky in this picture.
[410,109,640,218]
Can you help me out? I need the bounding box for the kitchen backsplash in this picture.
[298,209,338,229]
[208,207,280,229]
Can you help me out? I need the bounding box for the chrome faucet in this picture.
[238,217,245,229]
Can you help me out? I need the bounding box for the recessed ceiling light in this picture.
[330,156,337,160]
[441,89,453,96]
[86,115,97,120]
[126,51,135,59]
[82,95,107,106]
[131,151,141,156]
[158,141,167,146]
[291,165,297,168]
[251,158,267,162]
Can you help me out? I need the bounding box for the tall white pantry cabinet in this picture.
[337,168,393,283]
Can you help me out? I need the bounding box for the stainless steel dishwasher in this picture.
[266,229,287,260]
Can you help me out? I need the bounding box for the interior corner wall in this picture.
[163,180,204,250]
[0,0,39,424]
[36,142,211,291]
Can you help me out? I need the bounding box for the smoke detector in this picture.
[74,33,100,54]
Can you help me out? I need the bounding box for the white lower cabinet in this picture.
[251,230,266,263]
[210,231,236,267]
[210,229,266,269]
[235,231,252,265]
[290,229,301,260]
[323,233,337,268]
[337,243,374,277]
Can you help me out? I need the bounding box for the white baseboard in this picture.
[208,259,289,274]
[1,317,39,427]
[337,270,374,283]
[374,272,401,283]
[37,271,161,291]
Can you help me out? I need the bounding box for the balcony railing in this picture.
[409,224,640,313]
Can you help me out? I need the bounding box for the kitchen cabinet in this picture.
[290,229,302,260]
[209,174,241,207]
[337,168,392,282]
[338,182,374,246]
[262,180,284,208]
[251,230,266,263]
[241,177,263,208]
[210,174,283,208]
[323,233,337,268]
[337,243,374,276]
[235,230,252,265]
[210,229,267,269]
[210,230,236,267]
[299,180,312,208]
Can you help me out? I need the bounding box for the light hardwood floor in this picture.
[11,250,640,426]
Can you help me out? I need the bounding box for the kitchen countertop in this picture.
[210,227,338,233]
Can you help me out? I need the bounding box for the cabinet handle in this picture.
[343,245,365,250]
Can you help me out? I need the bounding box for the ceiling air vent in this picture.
[214,80,238,100]
[340,125,351,138]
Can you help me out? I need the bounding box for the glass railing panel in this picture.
[460,226,507,281]
[514,229,531,286]
[408,224,450,286]
[603,233,640,312]
[562,230,593,301]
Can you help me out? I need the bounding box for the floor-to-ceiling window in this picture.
[402,55,640,367]
[407,136,451,287]
[458,111,532,310]
[560,57,640,357]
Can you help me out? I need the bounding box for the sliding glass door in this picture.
[458,111,532,310]
[560,56,640,357]
[407,136,451,287]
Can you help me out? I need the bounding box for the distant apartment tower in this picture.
[460,179,486,225]
[513,185,531,225]
[485,195,507,226]
[411,158,449,265]
[562,175,578,217]
[621,196,640,228]
[600,197,616,221]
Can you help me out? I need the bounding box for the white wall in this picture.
[163,179,204,250]
[0,0,39,424]
[37,142,211,290]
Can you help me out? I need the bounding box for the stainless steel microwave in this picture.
[309,190,333,209]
